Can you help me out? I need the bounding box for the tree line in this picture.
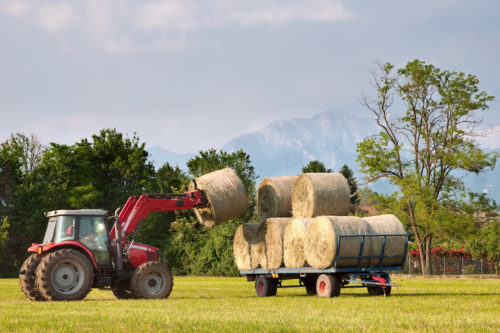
[1,59,499,277]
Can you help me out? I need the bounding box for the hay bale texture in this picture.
[283,218,313,268]
[292,173,350,218]
[257,218,292,270]
[233,223,261,270]
[305,216,372,269]
[257,176,298,221]
[364,214,406,266]
[188,168,248,227]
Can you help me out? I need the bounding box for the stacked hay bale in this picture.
[189,168,248,227]
[292,173,350,217]
[304,214,406,269]
[283,218,313,268]
[233,223,262,270]
[256,218,292,270]
[365,215,407,266]
[257,176,297,221]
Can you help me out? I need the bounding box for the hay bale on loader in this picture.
[292,173,350,218]
[283,218,312,268]
[257,218,293,270]
[233,223,262,270]
[364,214,406,266]
[257,176,297,221]
[305,216,373,269]
[189,168,248,227]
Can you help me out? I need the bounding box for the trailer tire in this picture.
[131,262,173,299]
[255,275,277,297]
[367,285,391,296]
[36,249,94,301]
[316,274,340,298]
[19,254,45,301]
[112,278,139,299]
[302,277,317,296]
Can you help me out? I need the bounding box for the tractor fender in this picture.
[28,241,98,268]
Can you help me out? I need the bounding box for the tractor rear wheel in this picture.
[316,274,341,298]
[36,249,94,301]
[131,262,173,299]
[112,278,139,299]
[19,254,45,301]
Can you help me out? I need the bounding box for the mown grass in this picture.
[0,276,499,332]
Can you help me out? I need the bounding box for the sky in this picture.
[1,0,499,153]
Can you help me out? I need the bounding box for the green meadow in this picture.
[1,276,499,332]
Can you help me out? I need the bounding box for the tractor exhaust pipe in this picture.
[113,207,123,272]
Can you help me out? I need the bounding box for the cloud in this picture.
[475,126,500,150]
[0,0,354,52]
[37,4,74,34]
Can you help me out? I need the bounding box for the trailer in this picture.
[240,233,409,297]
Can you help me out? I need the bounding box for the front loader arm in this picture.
[109,190,209,241]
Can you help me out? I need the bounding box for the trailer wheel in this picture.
[36,249,94,301]
[302,277,317,296]
[255,275,277,297]
[367,285,391,296]
[19,254,45,301]
[112,278,139,299]
[316,274,340,298]
[131,262,173,299]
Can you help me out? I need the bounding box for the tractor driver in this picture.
[79,217,110,264]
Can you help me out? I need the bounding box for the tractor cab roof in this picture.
[44,209,108,217]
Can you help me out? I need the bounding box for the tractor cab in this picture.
[41,209,110,265]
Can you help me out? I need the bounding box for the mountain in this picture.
[223,110,375,177]
[149,110,500,202]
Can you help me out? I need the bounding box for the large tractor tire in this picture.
[36,249,94,301]
[112,278,139,299]
[19,254,45,301]
[131,262,173,299]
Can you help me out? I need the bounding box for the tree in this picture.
[469,221,500,276]
[357,60,497,275]
[339,164,360,204]
[302,160,331,173]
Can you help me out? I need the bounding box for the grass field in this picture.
[1,276,499,332]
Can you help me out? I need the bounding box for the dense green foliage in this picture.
[357,60,498,274]
[1,277,499,332]
[339,164,360,204]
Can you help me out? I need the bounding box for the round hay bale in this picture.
[257,176,298,221]
[233,223,261,270]
[292,173,350,218]
[364,214,406,266]
[283,218,312,268]
[305,216,373,269]
[188,168,248,227]
[257,218,292,270]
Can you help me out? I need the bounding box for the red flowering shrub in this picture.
[408,247,471,259]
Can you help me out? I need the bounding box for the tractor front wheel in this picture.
[131,262,173,299]
[19,254,45,301]
[112,278,139,299]
[36,249,94,301]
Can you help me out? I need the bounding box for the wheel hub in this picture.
[51,260,84,295]
[143,272,165,295]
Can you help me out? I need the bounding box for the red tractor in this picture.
[19,189,209,301]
